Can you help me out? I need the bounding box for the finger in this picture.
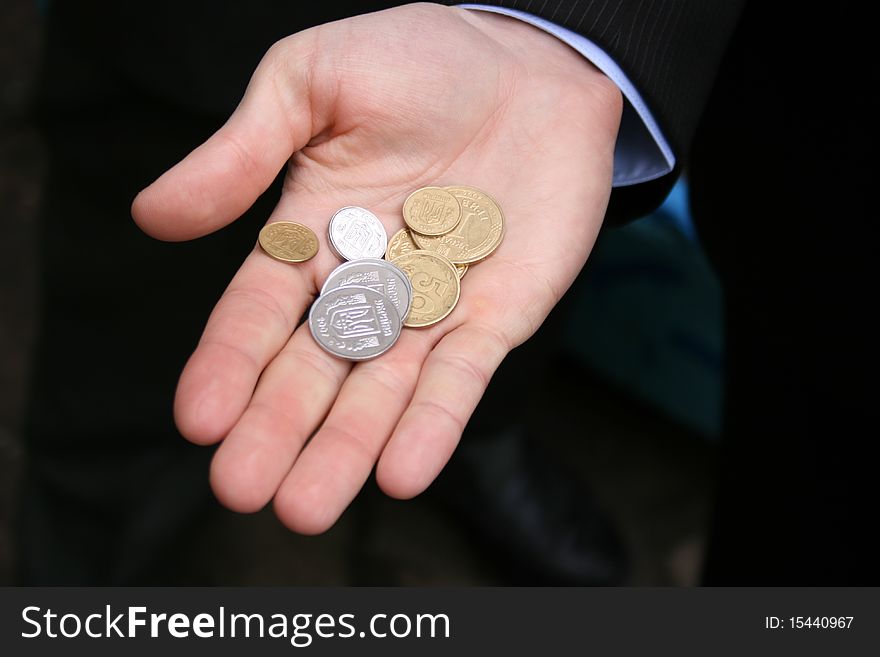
[132,32,324,241]
[376,323,509,500]
[172,190,335,445]
[273,328,441,534]
[173,250,312,445]
[209,322,350,513]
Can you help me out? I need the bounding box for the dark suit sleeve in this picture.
[441,1,745,220]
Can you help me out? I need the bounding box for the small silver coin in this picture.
[308,285,401,361]
[321,258,413,321]
[328,206,388,260]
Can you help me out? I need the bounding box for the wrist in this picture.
[451,5,623,129]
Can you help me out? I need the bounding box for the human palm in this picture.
[133,3,621,533]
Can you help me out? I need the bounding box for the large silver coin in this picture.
[309,285,401,361]
[328,206,388,260]
[321,258,413,321]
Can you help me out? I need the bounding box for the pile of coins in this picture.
[258,186,504,361]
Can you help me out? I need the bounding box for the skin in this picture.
[131,3,622,534]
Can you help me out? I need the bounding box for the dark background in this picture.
[1,1,721,586]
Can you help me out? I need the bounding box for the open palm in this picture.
[132,3,621,533]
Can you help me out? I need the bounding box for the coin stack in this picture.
[309,257,412,361]
[259,186,504,361]
[388,185,504,331]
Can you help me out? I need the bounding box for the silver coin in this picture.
[321,259,412,321]
[328,206,388,260]
[308,285,402,361]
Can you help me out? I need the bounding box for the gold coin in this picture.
[259,222,319,263]
[389,250,461,328]
[403,186,462,236]
[387,228,468,278]
[410,186,504,264]
[386,227,419,261]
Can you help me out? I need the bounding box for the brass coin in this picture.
[410,186,504,264]
[403,186,462,236]
[386,227,419,261]
[259,222,319,263]
[389,250,461,328]
[387,228,469,279]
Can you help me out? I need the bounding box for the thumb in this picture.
[131,31,323,241]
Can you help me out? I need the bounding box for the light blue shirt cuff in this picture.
[458,4,676,187]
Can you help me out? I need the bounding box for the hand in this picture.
[132,3,621,534]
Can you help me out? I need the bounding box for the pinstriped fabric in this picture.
[441,0,744,159]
